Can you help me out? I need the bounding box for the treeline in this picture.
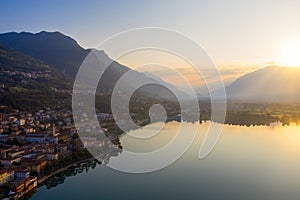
[223,111,278,126]
[0,90,71,111]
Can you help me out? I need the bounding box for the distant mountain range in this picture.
[225,66,300,102]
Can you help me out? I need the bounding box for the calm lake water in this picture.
[31,122,300,200]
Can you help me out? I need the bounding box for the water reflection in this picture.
[43,140,122,190]
[44,160,100,189]
[32,122,300,200]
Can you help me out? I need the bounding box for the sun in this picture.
[277,41,300,67]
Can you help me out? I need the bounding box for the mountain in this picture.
[0,43,72,110]
[0,31,183,99]
[0,31,88,77]
[225,66,300,102]
[0,31,130,91]
[0,30,185,115]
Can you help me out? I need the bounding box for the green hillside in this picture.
[0,43,72,111]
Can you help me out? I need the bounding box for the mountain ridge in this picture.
[224,65,300,102]
[0,31,89,77]
[0,31,184,100]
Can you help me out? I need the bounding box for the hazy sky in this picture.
[1,0,300,66]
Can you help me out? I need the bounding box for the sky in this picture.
[1,0,300,87]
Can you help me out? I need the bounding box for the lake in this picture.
[31,121,300,200]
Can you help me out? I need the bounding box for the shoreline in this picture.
[37,157,97,186]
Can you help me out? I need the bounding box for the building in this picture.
[16,119,25,126]
[31,160,47,174]
[22,159,47,175]
[56,144,68,154]
[24,176,37,193]
[0,147,15,159]
[1,157,22,166]
[0,170,14,185]
[10,176,37,196]
[45,153,58,160]
[14,168,30,181]
[0,113,8,123]
[25,134,58,144]
[8,150,25,158]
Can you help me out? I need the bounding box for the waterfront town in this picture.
[0,107,121,199]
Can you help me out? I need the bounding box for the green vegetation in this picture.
[43,149,93,175]
[201,101,300,126]
[0,43,72,111]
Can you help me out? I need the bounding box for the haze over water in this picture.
[31,122,300,200]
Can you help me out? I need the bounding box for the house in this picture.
[25,134,58,144]
[0,170,14,185]
[14,168,30,181]
[56,144,68,154]
[16,119,25,126]
[24,176,37,193]
[31,160,47,174]
[0,147,15,159]
[45,153,58,160]
[0,113,8,123]
[10,176,37,195]
[22,159,47,175]
[8,150,25,158]
[10,179,25,194]
[1,156,22,165]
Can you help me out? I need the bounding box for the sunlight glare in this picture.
[277,40,300,67]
